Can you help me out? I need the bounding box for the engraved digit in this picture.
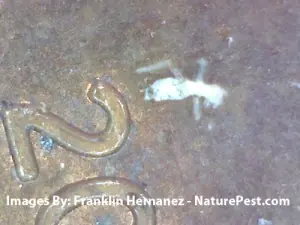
[0,79,130,182]
[35,177,156,225]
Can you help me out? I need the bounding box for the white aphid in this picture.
[137,58,228,120]
[144,77,227,108]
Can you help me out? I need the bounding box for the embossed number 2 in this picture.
[0,79,130,182]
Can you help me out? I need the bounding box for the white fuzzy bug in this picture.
[136,58,228,121]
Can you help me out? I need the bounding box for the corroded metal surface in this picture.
[0,0,299,225]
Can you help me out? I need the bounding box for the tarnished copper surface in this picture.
[0,0,300,224]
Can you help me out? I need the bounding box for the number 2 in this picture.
[0,78,130,182]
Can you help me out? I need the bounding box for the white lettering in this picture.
[236,195,243,205]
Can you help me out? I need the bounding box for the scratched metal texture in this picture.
[0,0,299,224]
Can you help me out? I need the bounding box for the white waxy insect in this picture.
[136,58,228,121]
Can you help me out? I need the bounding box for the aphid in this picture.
[136,58,228,121]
